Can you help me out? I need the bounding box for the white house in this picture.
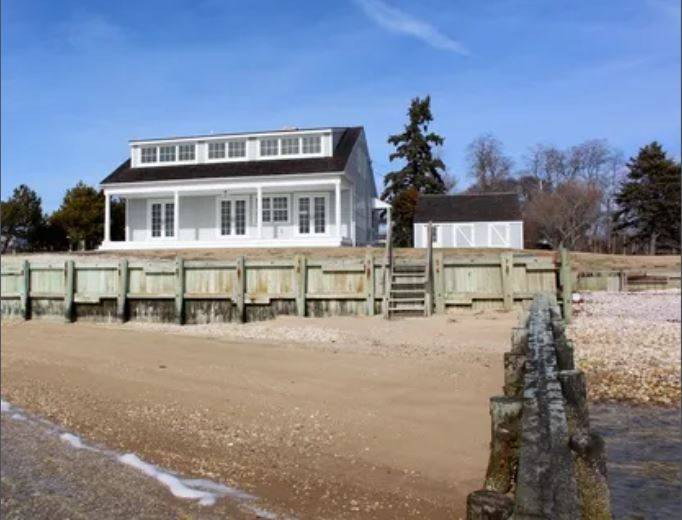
[413,193,524,248]
[100,126,381,250]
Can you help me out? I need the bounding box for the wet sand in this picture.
[1,312,517,518]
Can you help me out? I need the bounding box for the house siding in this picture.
[343,130,376,245]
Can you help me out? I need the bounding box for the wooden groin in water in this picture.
[467,293,611,520]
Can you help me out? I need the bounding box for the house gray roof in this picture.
[101,127,362,185]
[413,193,522,223]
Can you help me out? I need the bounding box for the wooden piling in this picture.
[434,250,445,314]
[364,249,375,316]
[20,259,30,320]
[235,255,246,322]
[466,490,514,520]
[559,246,572,323]
[175,257,184,325]
[500,252,513,311]
[295,254,306,317]
[117,258,128,323]
[63,260,74,323]
[484,395,523,493]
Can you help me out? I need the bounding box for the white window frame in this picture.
[207,141,226,160]
[146,199,175,240]
[280,136,300,155]
[294,193,330,236]
[216,195,250,238]
[259,138,279,157]
[227,139,246,159]
[141,146,158,164]
[488,222,511,247]
[301,135,322,155]
[178,143,196,161]
[454,223,475,247]
[261,194,291,224]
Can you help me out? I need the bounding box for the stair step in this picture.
[390,289,426,294]
[389,305,426,312]
[392,271,425,277]
[389,297,425,303]
[391,278,426,285]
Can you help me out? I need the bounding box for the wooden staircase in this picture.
[387,261,428,317]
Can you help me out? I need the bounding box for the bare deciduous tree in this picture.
[466,134,514,192]
[523,180,602,249]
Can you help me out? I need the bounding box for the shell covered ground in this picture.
[567,290,681,406]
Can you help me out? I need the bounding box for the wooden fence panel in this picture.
[75,267,116,297]
[185,267,235,295]
[245,266,295,298]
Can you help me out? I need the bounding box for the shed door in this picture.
[454,224,474,247]
[489,223,510,247]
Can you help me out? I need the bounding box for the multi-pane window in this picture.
[227,140,246,158]
[262,196,288,223]
[220,200,232,235]
[220,199,247,236]
[178,144,195,161]
[280,137,299,155]
[314,197,326,233]
[298,198,310,234]
[302,135,321,154]
[209,142,226,159]
[150,201,174,238]
[234,200,246,235]
[272,196,288,222]
[151,203,162,237]
[159,145,176,162]
[141,147,157,163]
[260,138,278,156]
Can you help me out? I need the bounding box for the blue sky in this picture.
[2,0,680,211]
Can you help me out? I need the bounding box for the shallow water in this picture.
[591,403,681,519]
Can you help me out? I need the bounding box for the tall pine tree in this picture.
[614,142,681,253]
[382,96,447,246]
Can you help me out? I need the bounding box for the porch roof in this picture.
[102,127,362,185]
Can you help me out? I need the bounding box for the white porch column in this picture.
[124,198,129,242]
[335,179,341,240]
[104,191,111,243]
[256,186,263,238]
[173,191,179,240]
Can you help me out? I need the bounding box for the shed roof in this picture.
[101,127,362,185]
[413,193,522,223]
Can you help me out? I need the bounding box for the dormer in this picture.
[129,128,334,168]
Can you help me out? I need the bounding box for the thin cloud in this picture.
[354,0,469,55]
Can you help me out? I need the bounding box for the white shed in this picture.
[413,193,524,249]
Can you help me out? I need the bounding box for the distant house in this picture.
[413,193,523,248]
[99,126,383,250]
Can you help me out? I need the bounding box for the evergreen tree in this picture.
[382,96,447,246]
[51,182,105,249]
[614,142,681,253]
[0,184,45,252]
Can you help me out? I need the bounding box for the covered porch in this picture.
[101,177,355,250]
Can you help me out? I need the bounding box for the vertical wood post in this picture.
[382,208,393,319]
[20,259,30,320]
[235,255,246,323]
[175,257,184,325]
[364,248,375,316]
[500,252,513,311]
[559,247,572,323]
[64,260,74,323]
[295,255,306,317]
[424,221,433,317]
[434,250,445,314]
[117,258,128,323]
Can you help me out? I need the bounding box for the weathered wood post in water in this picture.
[467,293,612,520]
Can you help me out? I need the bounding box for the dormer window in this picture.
[281,137,300,155]
[260,138,279,157]
[141,147,157,164]
[178,144,195,161]
[302,135,321,154]
[208,142,226,159]
[227,140,246,158]
[160,145,176,162]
